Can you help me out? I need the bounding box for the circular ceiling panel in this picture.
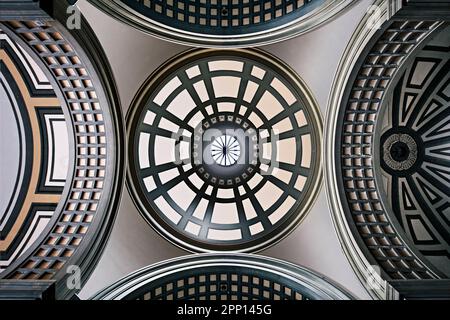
[127,49,323,253]
[92,254,353,300]
[88,0,354,47]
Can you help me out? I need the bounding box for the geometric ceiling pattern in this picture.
[325,0,450,300]
[124,0,317,30]
[0,28,68,273]
[0,14,125,300]
[1,0,449,302]
[333,20,445,282]
[127,49,323,253]
[121,0,319,33]
[92,255,354,300]
[88,0,354,46]
[378,26,450,277]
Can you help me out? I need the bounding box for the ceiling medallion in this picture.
[210,134,242,167]
[127,49,323,253]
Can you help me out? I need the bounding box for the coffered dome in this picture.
[88,0,354,47]
[126,49,323,252]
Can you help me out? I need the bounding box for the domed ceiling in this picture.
[325,0,450,299]
[0,27,68,273]
[1,0,449,302]
[92,254,353,300]
[377,27,450,277]
[0,14,124,300]
[88,0,354,46]
[127,49,323,252]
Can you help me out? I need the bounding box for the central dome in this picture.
[126,49,323,252]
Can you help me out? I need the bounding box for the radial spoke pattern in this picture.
[378,31,450,276]
[211,135,241,167]
[333,20,444,282]
[127,49,323,252]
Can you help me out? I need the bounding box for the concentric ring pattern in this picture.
[127,49,323,252]
[88,0,353,47]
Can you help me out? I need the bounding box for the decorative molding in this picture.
[126,48,323,253]
[0,27,64,274]
[87,0,356,47]
[325,0,450,300]
[0,280,55,300]
[0,0,53,21]
[0,0,125,300]
[92,254,354,300]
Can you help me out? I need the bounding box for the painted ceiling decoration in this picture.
[0,27,68,274]
[1,0,449,302]
[0,1,125,300]
[126,48,323,253]
[87,0,355,47]
[92,254,354,300]
[378,28,450,278]
[325,0,450,300]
